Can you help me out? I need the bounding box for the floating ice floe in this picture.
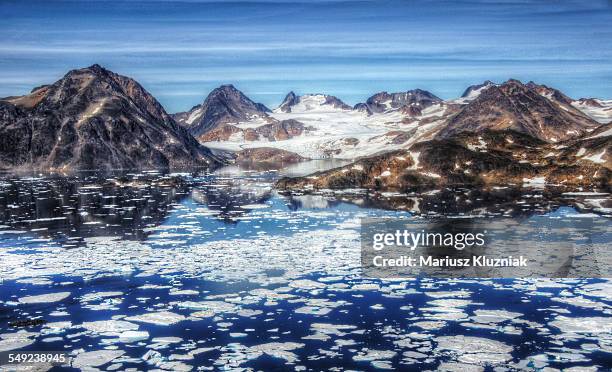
[248,342,305,364]
[435,335,513,365]
[174,300,237,314]
[549,316,611,334]
[81,320,139,336]
[118,330,150,343]
[72,350,125,369]
[42,321,72,335]
[289,279,327,290]
[353,349,397,366]
[411,320,447,330]
[125,311,186,326]
[80,291,123,302]
[0,331,37,352]
[18,291,71,304]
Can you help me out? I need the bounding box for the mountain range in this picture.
[1,64,610,189]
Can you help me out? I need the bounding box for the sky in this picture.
[1,0,611,112]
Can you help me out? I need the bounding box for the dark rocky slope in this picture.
[557,123,612,169]
[277,91,299,113]
[0,64,219,171]
[438,79,600,142]
[276,130,611,191]
[235,147,307,164]
[199,119,310,142]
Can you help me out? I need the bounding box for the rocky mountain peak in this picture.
[358,89,441,115]
[576,98,603,108]
[438,79,600,142]
[460,80,495,100]
[525,81,574,106]
[0,64,219,171]
[209,84,241,97]
[275,93,352,113]
[277,91,299,113]
[87,63,105,72]
[173,84,271,137]
[497,79,531,95]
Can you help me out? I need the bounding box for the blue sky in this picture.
[1,0,611,112]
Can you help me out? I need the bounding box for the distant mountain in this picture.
[457,80,496,103]
[168,79,610,164]
[571,98,612,124]
[0,64,219,171]
[356,89,442,115]
[438,79,600,142]
[172,84,271,138]
[277,91,299,113]
[275,93,352,113]
[576,98,604,108]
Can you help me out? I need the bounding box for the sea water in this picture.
[0,164,610,371]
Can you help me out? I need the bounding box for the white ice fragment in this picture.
[18,292,71,304]
[72,350,125,369]
[125,311,186,326]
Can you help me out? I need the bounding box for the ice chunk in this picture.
[549,316,611,334]
[0,331,37,352]
[18,292,71,304]
[125,311,186,326]
[119,330,150,343]
[72,350,125,369]
[81,320,139,335]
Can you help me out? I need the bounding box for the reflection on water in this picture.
[216,158,353,178]
[0,165,610,243]
[0,172,195,244]
[284,187,612,217]
[0,163,610,371]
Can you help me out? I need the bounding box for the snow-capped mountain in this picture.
[172,84,271,139]
[277,91,299,113]
[275,93,352,113]
[178,79,610,165]
[453,80,496,104]
[0,64,219,171]
[571,98,612,124]
[198,88,451,159]
[355,89,442,115]
[275,81,612,190]
[454,80,612,124]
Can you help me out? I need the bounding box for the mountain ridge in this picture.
[438,79,601,142]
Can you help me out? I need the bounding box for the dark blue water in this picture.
[0,168,610,371]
